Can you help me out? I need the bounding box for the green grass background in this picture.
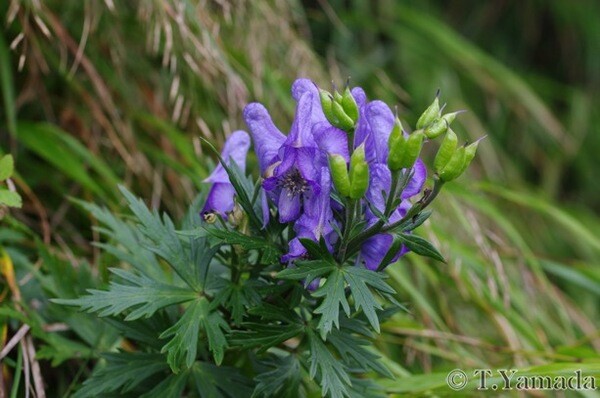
[1,0,599,396]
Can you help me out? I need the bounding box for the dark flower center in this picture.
[279,169,308,197]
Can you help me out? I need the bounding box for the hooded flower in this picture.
[201,130,251,217]
[281,167,335,263]
[244,79,327,223]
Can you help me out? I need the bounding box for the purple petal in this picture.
[366,163,391,217]
[243,103,286,174]
[360,233,394,271]
[388,199,412,225]
[295,147,321,187]
[292,78,326,125]
[278,188,302,223]
[354,106,371,153]
[204,130,250,183]
[261,189,270,228]
[351,87,367,108]
[274,145,298,177]
[401,158,427,199]
[281,237,307,263]
[313,122,350,162]
[365,101,394,164]
[202,183,235,216]
[285,91,316,148]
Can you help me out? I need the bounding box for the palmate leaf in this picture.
[277,260,335,286]
[346,377,387,398]
[119,186,208,290]
[73,352,169,398]
[139,372,189,398]
[253,354,303,398]
[212,279,263,325]
[313,267,350,336]
[328,329,393,377]
[53,268,197,320]
[191,362,254,398]
[74,199,167,281]
[206,227,280,264]
[228,322,304,353]
[160,297,228,372]
[343,266,395,333]
[311,265,396,337]
[308,330,351,398]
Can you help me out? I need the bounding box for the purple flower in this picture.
[281,167,335,263]
[202,130,251,216]
[243,79,328,223]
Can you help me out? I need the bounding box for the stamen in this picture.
[278,169,308,197]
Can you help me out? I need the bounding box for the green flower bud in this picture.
[342,86,359,123]
[332,100,355,131]
[402,130,425,169]
[387,118,406,171]
[388,117,404,147]
[328,154,351,197]
[434,129,458,173]
[349,144,369,199]
[439,145,466,182]
[424,118,447,139]
[333,89,343,103]
[456,139,480,175]
[319,89,337,125]
[416,96,440,129]
[442,110,462,126]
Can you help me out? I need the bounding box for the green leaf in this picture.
[229,323,304,353]
[191,362,254,398]
[213,280,263,325]
[276,260,335,286]
[253,355,303,398]
[206,227,280,264]
[400,210,432,231]
[119,186,216,290]
[74,199,167,281]
[313,267,350,337]
[140,372,188,398]
[328,329,392,377]
[397,233,446,262]
[0,154,14,181]
[0,189,22,208]
[376,236,404,271]
[73,352,169,398]
[247,303,302,324]
[308,330,351,398]
[343,266,395,333]
[299,237,336,263]
[53,268,197,320]
[160,297,228,371]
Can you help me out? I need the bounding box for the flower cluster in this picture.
[202,78,479,272]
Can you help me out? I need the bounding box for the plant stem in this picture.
[342,177,445,261]
[337,198,357,262]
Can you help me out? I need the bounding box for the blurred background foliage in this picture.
[0,0,599,396]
